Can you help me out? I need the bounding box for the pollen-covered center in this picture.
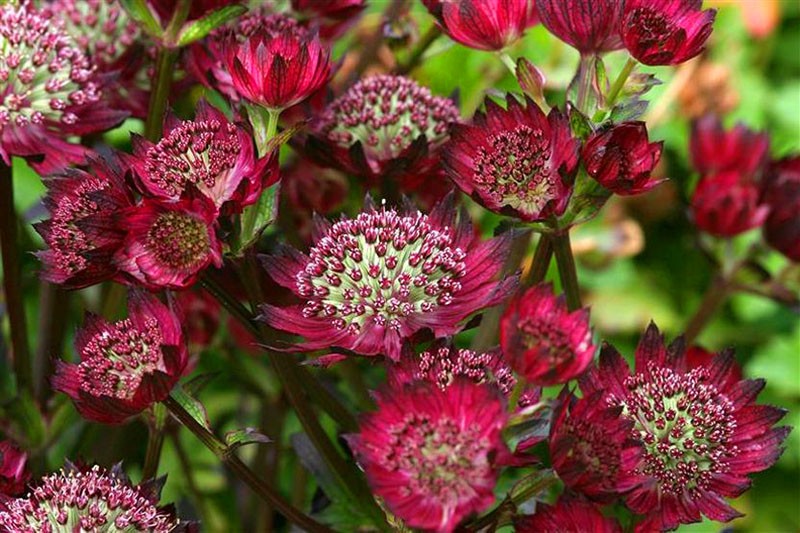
[385,414,490,502]
[78,318,164,400]
[626,7,676,48]
[0,5,100,129]
[297,208,466,335]
[145,120,240,197]
[145,211,211,271]
[322,75,460,162]
[560,418,621,491]
[473,125,554,212]
[617,364,737,495]
[417,347,516,395]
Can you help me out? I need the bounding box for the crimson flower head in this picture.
[260,195,517,360]
[35,156,134,289]
[0,463,188,531]
[691,171,769,237]
[514,497,622,533]
[500,283,595,386]
[535,0,624,54]
[52,292,188,424]
[350,381,508,532]
[0,441,29,497]
[224,21,331,111]
[582,121,665,195]
[762,156,800,262]
[0,3,127,174]
[114,197,223,290]
[580,323,790,529]
[127,101,278,214]
[443,96,579,222]
[621,0,716,66]
[426,0,538,52]
[690,115,770,178]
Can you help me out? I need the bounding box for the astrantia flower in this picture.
[290,0,365,40]
[691,171,769,237]
[514,497,622,533]
[52,292,188,424]
[426,0,538,52]
[307,74,460,194]
[690,115,770,178]
[260,195,517,359]
[350,381,508,532]
[442,96,579,222]
[621,0,716,66]
[0,3,127,173]
[535,0,624,54]
[582,121,665,196]
[34,156,133,289]
[762,156,800,262]
[549,389,637,502]
[127,101,277,213]
[580,323,790,529]
[0,441,29,497]
[114,197,222,290]
[0,464,186,532]
[175,288,221,350]
[500,283,595,386]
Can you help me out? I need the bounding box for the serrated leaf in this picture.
[224,427,272,451]
[183,372,220,396]
[176,5,247,46]
[610,99,650,122]
[118,0,163,38]
[170,385,211,431]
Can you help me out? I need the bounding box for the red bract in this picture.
[762,156,800,262]
[691,171,769,237]
[224,22,331,111]
[500,283,595,386]
[426,0,538,52]
[290,0,365,40]
[621,0,716,66]
[549,389,637,503]
[150,0,241,23]
[114,197,222,290]
[175,288,222,350]
[259,195,517,360]
[580,323,790,529]
[52,292,188,424]
[34,157,134,289]
[127,101,277,213]
[0,441,29,497]
[582,121,665,195]
[514,497,622,533]
[442,96,579,222]
[0,3,128,174]
[350,381,508,532]
[690,115,770,178]
[535,0,624,54]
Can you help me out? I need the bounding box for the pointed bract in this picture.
[0,441,29,497]
[514,497,623,532]
[427,0,538,52]
[535,0,624,54]
[691,171,769,237]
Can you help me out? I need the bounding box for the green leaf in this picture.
[118,0,163,39]
[224,427,272,451]
[516,58,546,107]
[233,181,280,255]
[568,106,594,140]
[176,5,248,47]
[170,385,212,431]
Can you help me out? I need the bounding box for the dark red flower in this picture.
[150,0,241,23]
[442,96,579,222]
[535,0,624,54]
[582,121,665,195]
[224,20,331,111]
[550,389,638,502]
[580,323,790,529]
[282,157,349,242]
[52,292,188,424]
[762,156,800,262]
[127,101,277,214]
[259,195,517,360]
[514,497,622,533]
[426,0,538,52]
[290,0,365,40]
[350,380,508,532]
[114,197,222,290]
[691,171,769,237]
[0,441,29,497]
[175,288,221,349]
[621,0,716,66]
[500,283,595,386]
[35,156,134,289]
[0,463,189,531]
[690,115,770,178]
[0,3,128,174]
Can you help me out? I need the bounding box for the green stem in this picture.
[395,25,442,75]
[499,52,518,77]
[575,54,597,114]
[522,233,554,288]
[163,394,332,533]
[35,282,68,405]
[248,106,281,158]
[143,48,178,141]
[141,404,167,480]
[683,274,732,345]
[0,166,32,397]
[593,56,637,121]
[551,230,582,311]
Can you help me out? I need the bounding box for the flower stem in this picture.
[163,394,332,532]
[143,48,178,141]
[522,233,554,287]
[551,230,582,310]
[35,282,68,405]
[594,56,637,121]
[0,165,32,397]
[249,106,281,158]
[499,52,518,77]
[141,404,167,480]
[575,54,597,114]
[684,274,732,345]
[395,25,442,75]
